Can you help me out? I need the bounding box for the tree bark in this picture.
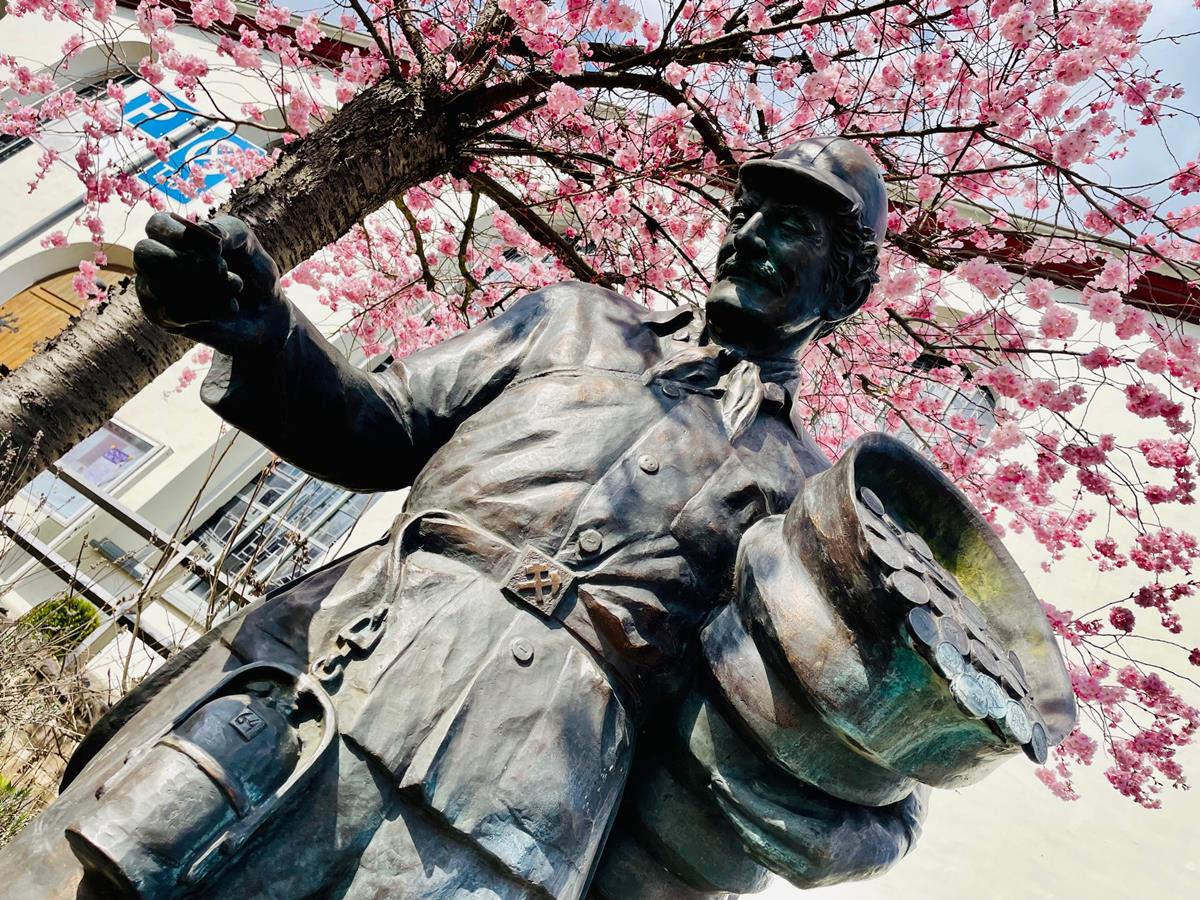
[0,76,459,505]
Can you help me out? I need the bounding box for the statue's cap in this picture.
[738,137,888,250]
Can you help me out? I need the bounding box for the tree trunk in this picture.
[0,76,459,505]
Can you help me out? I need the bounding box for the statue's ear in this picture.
[820,280,872,326]
[819,217,879,333]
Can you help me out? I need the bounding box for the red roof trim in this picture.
[970,229,1197,326]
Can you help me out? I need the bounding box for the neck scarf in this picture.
[642,338,797,442]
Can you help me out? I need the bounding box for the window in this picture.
[896,355,997,449]
[21,420,159,524]
[0,72,138,164]
[175,462,374,620]
[0,262,133,371]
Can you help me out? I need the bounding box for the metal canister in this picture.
[66,688,300,899]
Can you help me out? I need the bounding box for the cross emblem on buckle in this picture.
[503,545,574,616]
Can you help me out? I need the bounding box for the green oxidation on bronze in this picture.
[780,605,1009,790]
[765,433,1073,791]
[1,138,1077,900]
[943,525,1008,617]
[675,692,927,890]
[843,437,1074,746]
[854,628,1009,787]
[625,757,769,893]
[701,605,915,807]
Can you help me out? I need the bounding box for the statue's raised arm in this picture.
[135,213,547,491]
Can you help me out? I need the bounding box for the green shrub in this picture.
[0,773,34,848]
[18,596,101,658]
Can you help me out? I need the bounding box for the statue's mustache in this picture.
[717,253,782,289]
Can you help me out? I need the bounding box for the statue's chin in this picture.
[706,279,825,359]
[705,302,771,355]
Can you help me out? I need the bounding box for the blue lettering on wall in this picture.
[124,89,199,139]
[138,128,262,204]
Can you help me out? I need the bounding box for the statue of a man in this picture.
[4,139,959,899]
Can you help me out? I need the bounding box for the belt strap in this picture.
[403,511,638,696]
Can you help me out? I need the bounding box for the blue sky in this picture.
[1080,0,1199,216]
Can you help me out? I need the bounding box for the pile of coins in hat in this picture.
[857,486,1049,765]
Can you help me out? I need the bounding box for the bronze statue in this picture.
[0,137,1074,899]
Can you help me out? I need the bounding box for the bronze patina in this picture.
[0,137,1074,900]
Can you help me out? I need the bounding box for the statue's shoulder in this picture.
[512,280,694,333]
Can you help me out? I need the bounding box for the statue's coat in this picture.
[5,284,901,900]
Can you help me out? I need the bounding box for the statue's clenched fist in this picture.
[134,213,290,355]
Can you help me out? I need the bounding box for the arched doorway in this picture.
[0,261,133,371]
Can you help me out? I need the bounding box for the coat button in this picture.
[578,529,603,554]
[661,383,680,398]
[511,637,534,665]
[637,454,659,473]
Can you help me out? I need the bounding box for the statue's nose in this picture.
[733,210,768,255]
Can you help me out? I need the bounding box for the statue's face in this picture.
[705,185,837,355]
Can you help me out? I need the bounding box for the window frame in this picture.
[18,418,164,526]
[169,462,375,622]
[895,354,998,450]
[0,72,139,165]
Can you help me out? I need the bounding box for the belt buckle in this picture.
[503,544,575,616]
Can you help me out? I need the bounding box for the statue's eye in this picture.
[781,216,815,236]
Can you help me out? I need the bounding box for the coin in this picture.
[998,661,1026,698]
[862,515,891,541]
[951,672,992,719]
[958,595,989,634]
[867,536,910,571]
[889,570,931,605]
[975,673,1010,719]
[1024,721,1049,764]
[970,640,1004,680]
[938,616,971,656]
[928,588,960,618]
[982,631,1009,660]
[903,531,934,562]
[926,579,955,609]
[859,486,886,516]
[1004,700,1034,743]
[907,607,940,647]
[881,514,904,536]
[933,568,965,598]
[933,641,967,679]
[1008,650,1030,691]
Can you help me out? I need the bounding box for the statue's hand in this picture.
[134,213,290,355]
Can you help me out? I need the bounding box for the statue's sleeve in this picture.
[200,290,552,491]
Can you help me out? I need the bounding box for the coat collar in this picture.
[643,304,810,440]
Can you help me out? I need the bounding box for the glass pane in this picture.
[59,421,155,491]
[185,463,374,597]
[284,483,342,530]
[313,508,356,547]
[257,488,284,508]
[22,471,90,521]
[264,464,300,493]
[20,420,157,522]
